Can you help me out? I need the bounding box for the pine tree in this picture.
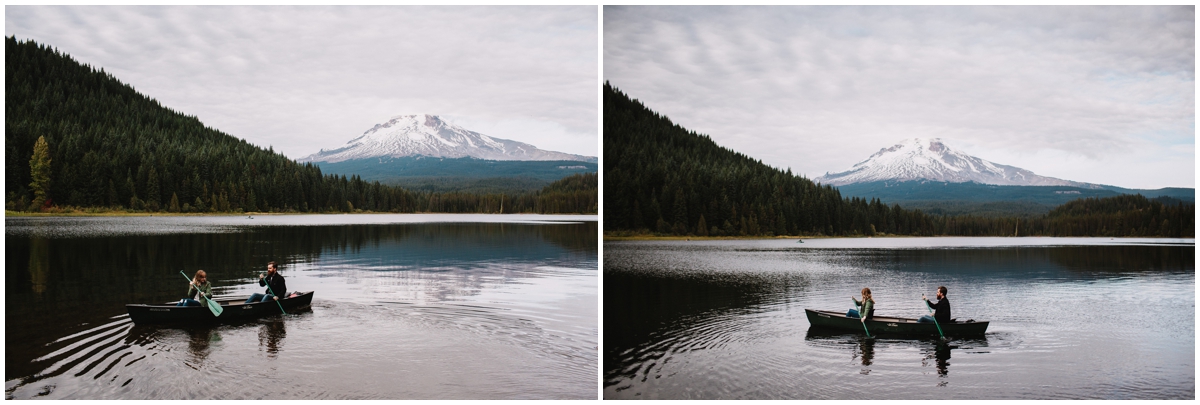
[106,179,119,207]
[28,135,51,211]
[146,167,161,211]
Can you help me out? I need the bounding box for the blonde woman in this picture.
[848,287,875,321]
[176,270,213,307]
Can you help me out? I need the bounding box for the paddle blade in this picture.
[205,297,223,317]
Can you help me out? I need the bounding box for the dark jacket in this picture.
[260,273,287,297]
[925,297,950,322]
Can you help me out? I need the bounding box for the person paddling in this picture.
[177,270,213,307]
[920,286,950,323]
[848,287,875,321]
[245,261,287,303]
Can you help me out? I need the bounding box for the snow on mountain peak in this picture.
[814,138,1098,188]
[299,114,595,163]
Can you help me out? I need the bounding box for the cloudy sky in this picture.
[605,6,1194,189]
[6,6,598,159]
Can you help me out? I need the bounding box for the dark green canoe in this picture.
[805,308,989,337]
[126,291,314,324]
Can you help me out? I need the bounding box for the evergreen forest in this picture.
[603,82,1192,238]
[5,37,596,215]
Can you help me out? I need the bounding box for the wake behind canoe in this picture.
[805,308,988,337]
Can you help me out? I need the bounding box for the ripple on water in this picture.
[605,240,1194,399]
[8,299,595,400]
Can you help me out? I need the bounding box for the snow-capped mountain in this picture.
[814,138,1100,188]
[298,114,595,163]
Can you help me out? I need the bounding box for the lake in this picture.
[5,214,597,399]
[604,237,1194,400]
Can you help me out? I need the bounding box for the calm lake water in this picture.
[6,214,597,399]
[604,237,1195,400]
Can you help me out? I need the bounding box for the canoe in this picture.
[126,291,314,324]
[805,308,988,337]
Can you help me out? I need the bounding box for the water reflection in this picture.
[923,341,951,379]
[819,245,1195,279]
[27,237,49,294]
[605,240,1192,399]
[856,337,875,374]
[186,328,220,367]
[7,222,595,336]
[603,269,778,388]
[7,219,596,399]
[802,330,975,380]
[258,320,285,358]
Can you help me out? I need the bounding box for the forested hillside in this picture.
[5,37,595,214]
[931,194,1192,237]
[834,180,1193,217]
[604,82,936,236]
[1041,194,1192,237]
[313,156,596,193]
[603,82,1192,237]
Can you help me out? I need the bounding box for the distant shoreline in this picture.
[603,234,898,241]
[601,234,1185,241]
[5,210,597,218]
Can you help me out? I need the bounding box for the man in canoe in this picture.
[245,261,287,303]
[920,286,950,323]
[176,270,213,307]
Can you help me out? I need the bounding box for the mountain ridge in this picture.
[815,138,1101,188]
[299,114,596,164]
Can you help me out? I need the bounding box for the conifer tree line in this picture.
[603,82,1192,238]
[5,37,595,215]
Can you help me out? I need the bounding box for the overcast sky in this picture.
[605,6,1194,189]
[6,6,598,159]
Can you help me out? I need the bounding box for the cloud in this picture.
[6,6,599,158]
[605,5,1194,189]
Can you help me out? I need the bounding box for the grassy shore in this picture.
[5,209,266,217]
[6,209,596,217]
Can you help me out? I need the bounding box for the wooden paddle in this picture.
[180,271,223,317]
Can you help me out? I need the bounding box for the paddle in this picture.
[180,271,223,317]
[261,273,287,315]
[922,296,946,341]
[853,299,872,338]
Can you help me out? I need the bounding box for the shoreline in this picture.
[602,234,1189,241]
[602,234,906,241]
[6,210,598,218]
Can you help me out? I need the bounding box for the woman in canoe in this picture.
[848,287,875,320]
[176,270,213,307]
